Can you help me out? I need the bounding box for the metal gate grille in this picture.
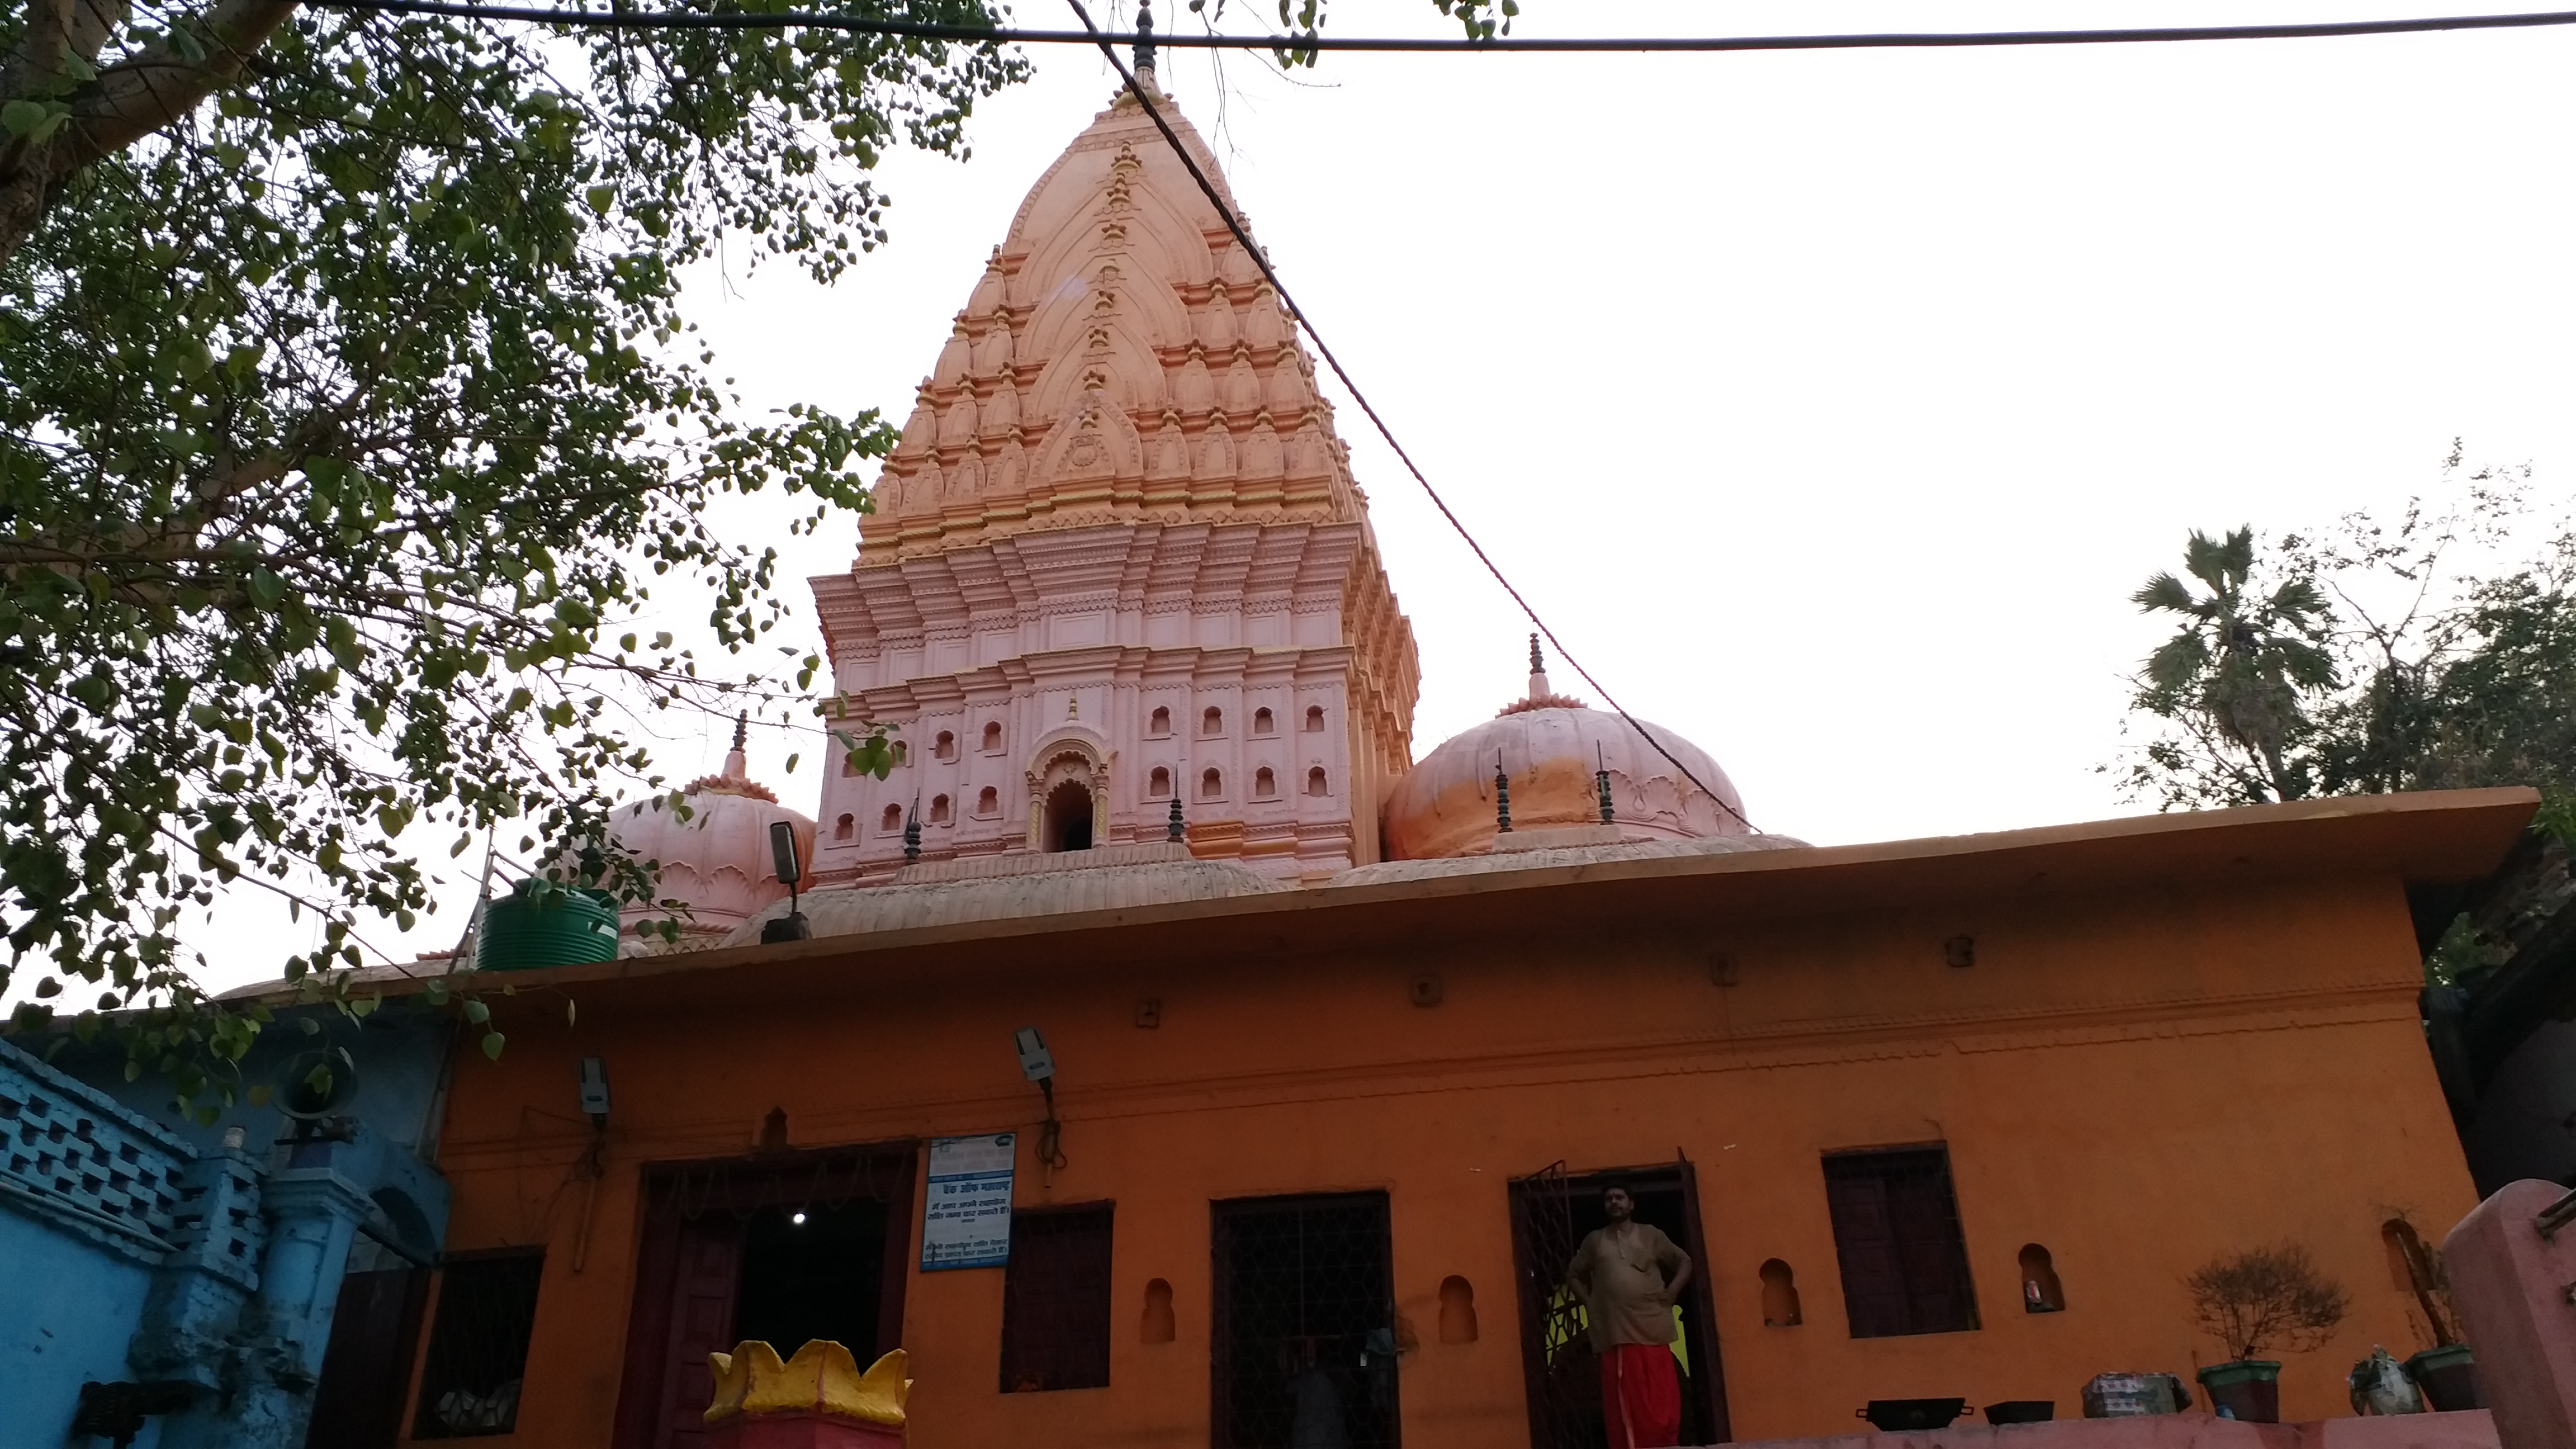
[1210,1192,1400,1449]
[1507,1163,1597,1449]
[413,1251,545,1439]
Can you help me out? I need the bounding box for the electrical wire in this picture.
[304,0,2576,53]
[1063,0,1759,831]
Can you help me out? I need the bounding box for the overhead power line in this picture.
[307,0,2576,53]
[1057,0,1759,833]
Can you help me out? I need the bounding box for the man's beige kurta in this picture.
[1565,1222,1688,1351]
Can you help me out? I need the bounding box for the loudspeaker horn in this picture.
[276,1046,358,1120]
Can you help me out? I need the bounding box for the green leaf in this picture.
[463,998,490,1024]
[481,1030,506,1060]
[0,0,1063,1111]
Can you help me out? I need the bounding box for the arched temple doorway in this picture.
[1026,735,1111,854]
[1044,779,1095,853]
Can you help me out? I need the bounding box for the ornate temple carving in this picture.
[815,80,1418,884]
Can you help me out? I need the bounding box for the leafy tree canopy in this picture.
[0,0,1505,1113]
[2113,449,2576,821]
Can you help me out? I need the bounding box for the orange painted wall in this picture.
[419,867,2476,1448]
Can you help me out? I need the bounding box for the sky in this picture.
[179,0,2576,991]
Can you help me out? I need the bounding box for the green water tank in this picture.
[476,880,621,970]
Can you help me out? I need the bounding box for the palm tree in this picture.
[2134,528,2337,802]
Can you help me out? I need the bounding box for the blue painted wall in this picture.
[0,1209,161,1449]
[52,998,454,1262]
[61,997,454,1158]
[4,995,456,1448]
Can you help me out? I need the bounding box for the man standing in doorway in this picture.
[1565,1184,1693,1449]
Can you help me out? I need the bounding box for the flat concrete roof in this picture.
[235,788,2538,1010]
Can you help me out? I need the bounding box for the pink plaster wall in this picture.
[808,526,1377,883]
[2444,1181,2576,1449]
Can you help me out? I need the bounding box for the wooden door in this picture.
[610,1145,917,1449]
[307,1265,432,1448]
[654,1215,744,1449]
[1675,1154,1732,1443]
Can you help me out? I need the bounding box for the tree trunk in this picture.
[0,0,299,266]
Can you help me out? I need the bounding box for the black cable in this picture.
[1063,0,1759,832]
[304,0,2576,53]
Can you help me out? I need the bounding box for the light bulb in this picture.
[791,1211,807,1225]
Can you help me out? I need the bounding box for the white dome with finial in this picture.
[610,714,817,952]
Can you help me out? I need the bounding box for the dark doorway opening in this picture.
[610,1146,916,1449]
[1211,1191,1401,1449]
[1044,779,1093,852]
[735,1197,889,1361]
[1507,1160,1731,1448]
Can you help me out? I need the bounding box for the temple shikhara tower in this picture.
[809,67,1419,884]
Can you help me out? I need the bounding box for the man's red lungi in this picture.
[1600,1342,1682,1448]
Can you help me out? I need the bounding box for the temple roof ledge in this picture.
[893,839,1192,884]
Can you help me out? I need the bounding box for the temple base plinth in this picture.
[705,1409,903,1449]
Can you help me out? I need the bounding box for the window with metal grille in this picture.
[1211,1192,1400,1449]
[411,1249,544,1438]
[998,1204,1115,1392]
[1822,1147,1979,1338]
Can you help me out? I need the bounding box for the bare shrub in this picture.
[2186,1244,2351,1362]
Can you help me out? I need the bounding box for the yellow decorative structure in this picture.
[703,1341,910,1427]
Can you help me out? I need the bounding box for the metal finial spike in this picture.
[1597,744,1614,825]
[1494,750,1513,834]
[1529,633,1542,674]
[732,711,749,752]
[1134,0,1157,77]
[903,797,921,863]
[1168,790,1185,843]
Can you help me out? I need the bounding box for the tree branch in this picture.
[0,0,300,264]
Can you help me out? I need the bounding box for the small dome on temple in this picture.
[1381,640,1753,861]
[612,714,816,951]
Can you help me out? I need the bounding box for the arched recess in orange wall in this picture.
[1759,1258,1802,1327]
[2018,1243,2066,1313]
[1438,1276,1478,1343]
[1141,1277,1176,1344]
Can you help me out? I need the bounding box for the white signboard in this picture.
[921,1133,1017,1270]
